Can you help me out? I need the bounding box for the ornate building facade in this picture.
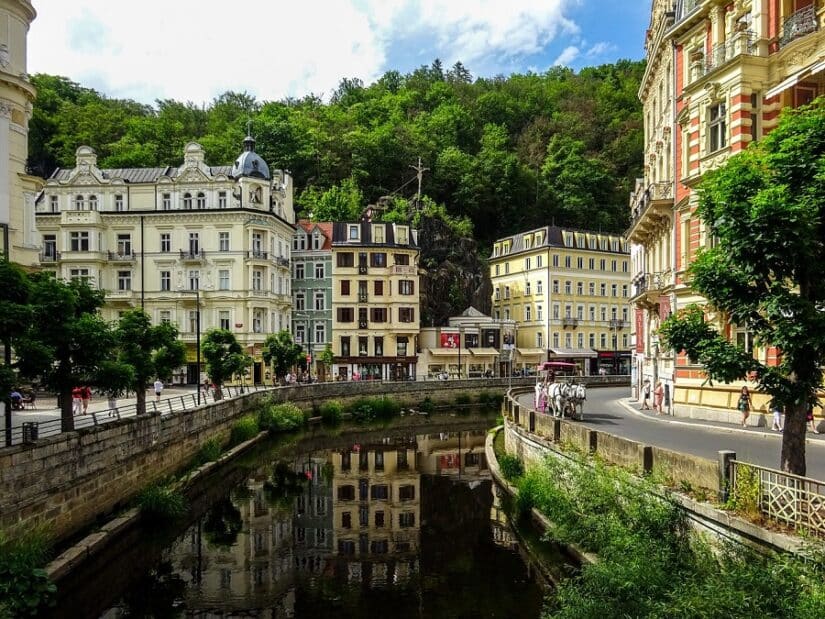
[35,139,295,384]
[489,226,631,376]
[631,0,823,413]
[0,0,39,265]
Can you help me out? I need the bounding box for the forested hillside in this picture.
[28,59,644,248]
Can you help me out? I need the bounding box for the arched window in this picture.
[88,195,98,211]
[183,192,192,209]
[74,195,84,210]
[196,192,206,209]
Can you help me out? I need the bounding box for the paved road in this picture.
[518,387,825,481]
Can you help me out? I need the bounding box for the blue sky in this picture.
[28,1,649,105]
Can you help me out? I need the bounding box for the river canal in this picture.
[51,415,560,618]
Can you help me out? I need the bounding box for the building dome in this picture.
[230,135,270,180]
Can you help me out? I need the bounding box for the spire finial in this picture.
[246,118,253,137]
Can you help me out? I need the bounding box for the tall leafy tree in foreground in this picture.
[114,309,186,414]
[15,276,114,431]
[262,330,304,382]
[202,329,251,400]
[659,99,825,476]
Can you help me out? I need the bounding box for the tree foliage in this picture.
[262,330,304,381]
[28,59,644,248]
[201,329,251,399]
[659,98,825,475]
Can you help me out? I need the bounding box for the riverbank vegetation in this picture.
[504,452,825,618]
[0,527,55,618]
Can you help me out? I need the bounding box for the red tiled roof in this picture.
[297,219,333,250]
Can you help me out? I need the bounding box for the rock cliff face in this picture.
[417,215,492,327]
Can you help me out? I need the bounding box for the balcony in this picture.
[180,249,206,262]
[626,182,673,244]
[392,265,417,275]
[562,317,579,329]
[275,256,290,268]
[608,318,625,330]
[39,251,60,263]
[358,321,368,329]
[61,210,102,227]
[358,293,368,303]
[246,250,268,260]
[108,250,136,262]
[631,271,673,308]
[780,5,817,48]
[358,265,368,274]
[702,30,758,76]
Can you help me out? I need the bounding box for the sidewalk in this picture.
[620,397,825,443]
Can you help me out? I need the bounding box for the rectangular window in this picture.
[314,291,324,310]
[189,270,199,291]
[600,283,606,296]
[396,336,408,357]
[525,257,531,270]
[49,195,58,212]
[525,306,532,321]
[219,310,230,330]
[315,263,324,279]
[160,233,171,253]
[295,263,304,279]
[399,280,415,295]
[219,269,229,290]
[116,234,132,256]
[374,336,383,356]
[43,234,56,258]
[117,270,131,291]
[70,231,90,251]
[218,191,227,208]
[536,280,543,294]
[114,194,125,211]
[295,324,305,344]
[370,252,387,267]
[160,270,171,291]
[370,308,387,322]
[159,310,171,324]
[564,281,571,294]
[611,284,617,297]
[399,307,415,323]
[399,512,415,528]
[189,233,199,255]
[709,102,727,152]
[337,252,354,267]
[349,225,359,240]
[374,280,384,296]
[337,308,354,323]
[161,193,171,211]
[394,253,410,265]
[537,305,543,321]
[69,268,90,282]
[340,280,351,295]
[399,485,416,501]
[219,232,230,252]
[552,254,559,267]
[340,336,351,356]
[295,293,305,311]
[358,336,368,356]
[564,256,571,268]
[536,255,543,268]
[252,269,263,291]
[552,280,559,293]
[314,323,325,344]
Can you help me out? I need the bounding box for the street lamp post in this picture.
[457,326,464,380]
[609,318,623,375]
[179,287,201,405]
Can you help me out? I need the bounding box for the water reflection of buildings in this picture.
[164,430,492,612]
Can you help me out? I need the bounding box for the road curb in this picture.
[615,398,825,447]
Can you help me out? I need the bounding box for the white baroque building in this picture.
[35,138,295,385]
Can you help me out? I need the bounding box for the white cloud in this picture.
[28,0,582,105]
[552,45,580,66]
[586,41,613,57]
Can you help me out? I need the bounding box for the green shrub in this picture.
[477,390,492,405]
[455,393,472,406]
[229,415,260,445]
[191,437,223,467]
[136,483,187,520]
[348,396,401,421]
[498,454,524,481]
[258,402,306,432]
[319,400,344,424]
[0,527,55,617]
[418,396,435,413]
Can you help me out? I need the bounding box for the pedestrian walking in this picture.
[153,378,164,401]
[737,386,752,427]
[81,385,92,415]
[653,381,664,414]
[202,379,211,399]
[72,386,83,416]
[807,406,820,434]
[641,379,651,410]
[768,399,783,432]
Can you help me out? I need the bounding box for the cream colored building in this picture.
[0,0,40,265]
[330,220,420,381]
[490,226,631,376]
[35,139,295,384]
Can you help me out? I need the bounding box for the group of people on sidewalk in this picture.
[642,381,820,433]
[71,386,92,415]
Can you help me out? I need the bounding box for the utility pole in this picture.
[409,157,429,207]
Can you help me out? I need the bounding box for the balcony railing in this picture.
[780,5,817,48]
[180,249,206,261]
[358,293,368,302]
[39,251,59,262]
[108,250,135,262]
[247,250,268,259]
[392,265,417,275]
[608,318,625,330]
[275,256,290,268]
[678,0,703,20]
[704,31,757,75]
[629,182,673,229]
[562,317,579,329]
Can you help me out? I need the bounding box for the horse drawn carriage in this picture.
[533,361,586,421]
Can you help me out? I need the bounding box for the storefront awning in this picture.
[516,348,546,356]
[469,347,499,356]
[548,347,597,358]
[428,348,472,356]
[765,59,825,99]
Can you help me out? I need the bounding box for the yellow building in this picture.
[0,0,40,265]
[490,225,631,376]
[330,220,420,381]
[35,139,295,384]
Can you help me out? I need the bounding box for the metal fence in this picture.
[8,384,270,446]
[730,460,825,538]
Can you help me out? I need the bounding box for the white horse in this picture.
[548,382,573,418]
[568,383,586,420]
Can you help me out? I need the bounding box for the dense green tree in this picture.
[659,99,825,476]
[262,330,304,382]
[201,329,252,400]
[14,276,114,431]
[298,176,365,221]
[113,309,186,415]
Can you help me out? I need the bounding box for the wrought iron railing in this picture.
[730,460,825,538]
[704,31,758,74]
[629,182,673,230]
[780,5,817,47]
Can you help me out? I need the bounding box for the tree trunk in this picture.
[60,386,74,432]
[780,403,807,476]
[136,384,146,415]
[214,381,223,401]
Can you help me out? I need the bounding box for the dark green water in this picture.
[51,417,556,618]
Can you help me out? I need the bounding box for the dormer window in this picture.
[396,225,408,245]
[183,193,192,209]
[313,231,321,250]
[524,236,531,249]
[349,225,359,241]
[373,224,385,243]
